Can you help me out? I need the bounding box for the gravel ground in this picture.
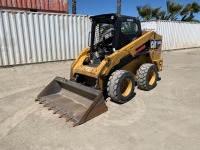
[0,48,200,150]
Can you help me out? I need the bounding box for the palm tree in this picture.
[164,0,183,20]
[158,11,166,20]
[117,0,121,15]
[72,0,76,14]
[181,2,200,21]
[136,1,199,22]
[151,7,163,20]
[137,5,163,21]
[136,4,152,21]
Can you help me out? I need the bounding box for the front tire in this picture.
[107,70,135,103]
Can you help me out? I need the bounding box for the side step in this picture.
[36,77,108,126]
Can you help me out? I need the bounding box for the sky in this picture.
[68,0,200,20]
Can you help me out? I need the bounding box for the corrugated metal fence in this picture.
[1,11,200,66]
[0,11,90,66]
[141,21,200,50]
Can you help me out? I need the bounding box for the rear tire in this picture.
[137,63,158,91]
[107,70,135,103]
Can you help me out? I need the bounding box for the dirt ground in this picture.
[0,48,200,150]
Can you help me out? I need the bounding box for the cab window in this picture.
[121,21,138,35]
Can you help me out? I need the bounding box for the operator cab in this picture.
[89,14,142,66]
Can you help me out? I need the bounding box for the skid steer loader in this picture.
[36,14,163,126]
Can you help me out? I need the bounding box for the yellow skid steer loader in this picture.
[36,14,163,126]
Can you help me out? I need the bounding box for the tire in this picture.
[107,70,135,103]
[137,63,158,91]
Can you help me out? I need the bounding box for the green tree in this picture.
[163,0,183,20]
[137,5,165,21]
[136,1,200,22]
[136,4,152,21]
[151,7,163,20]
[181,2,200,22]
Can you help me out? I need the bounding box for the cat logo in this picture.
[151,40,162,49]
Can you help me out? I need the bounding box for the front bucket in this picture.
[36,77,108,126]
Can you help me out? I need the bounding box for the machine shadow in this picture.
[110,92,137,105]
[157,76,162,81]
